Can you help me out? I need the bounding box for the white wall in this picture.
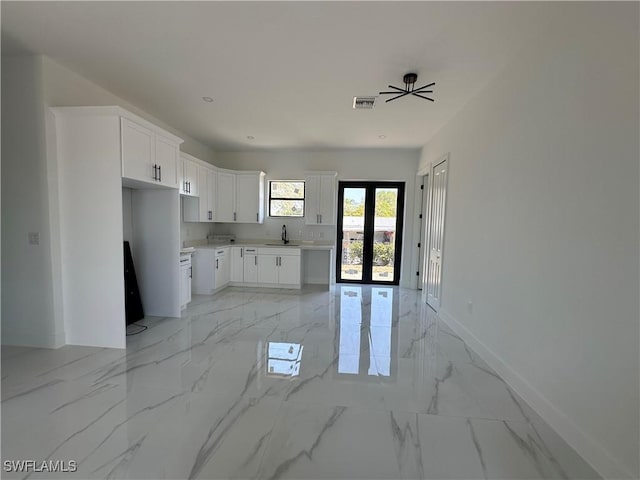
[215,149,420,287]
[419,4,639,478]
[1,56,63,347]
[1,55,217,348]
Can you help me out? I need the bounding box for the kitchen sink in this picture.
[264,242,300,246]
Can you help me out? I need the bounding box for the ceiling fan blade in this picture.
[387,85,407,93]
[413,90,433,94]
[385,91,412,102]
[379,91,407,95]
[412,93,435,102]
[413,82,435,92]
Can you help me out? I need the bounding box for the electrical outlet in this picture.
[28,232,40,245]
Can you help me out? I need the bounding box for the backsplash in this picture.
[214,216,336,243]
[180,197,337,247]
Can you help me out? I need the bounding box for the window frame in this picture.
[268,180,306,218]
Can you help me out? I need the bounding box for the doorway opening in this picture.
[336,182,405,285]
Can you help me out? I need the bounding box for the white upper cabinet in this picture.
[183,164,216,222]
[121,118,155,183]
[179,153,199,197]
[236,172,265,223]
[155,135,179,188]
[207,169,217,221]
[216,171,236,223]
[120,116,182,188]
[305,172,337,225]
[181,159,265,225]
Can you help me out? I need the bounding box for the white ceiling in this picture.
[2,1,563,151]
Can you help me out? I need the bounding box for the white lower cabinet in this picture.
[257,254,279,285]
[192,249,215,295]
[278,255,302,286]
[180,254,192,310]
[192,247,228,294]
[214,248,230,290]
[194,246,301,294]
[230,247,244,283]
[243,248,258,283]
[257,248,301,288]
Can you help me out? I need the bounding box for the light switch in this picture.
[28,232,40,245]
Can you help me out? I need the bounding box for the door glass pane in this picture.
[341,188,366,281]
[372,188,398,282]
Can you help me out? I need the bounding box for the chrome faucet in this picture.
[281,225,289,244]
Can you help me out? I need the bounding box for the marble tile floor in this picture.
[1,285,600,479]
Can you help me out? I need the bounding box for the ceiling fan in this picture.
[379,73,435,103]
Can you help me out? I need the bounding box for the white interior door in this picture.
[426,158,448,311]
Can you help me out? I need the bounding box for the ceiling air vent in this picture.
[353,96,376,109]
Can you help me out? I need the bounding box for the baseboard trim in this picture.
[1,329,66,349]
[438,308,634,480]
[303,277,329,285]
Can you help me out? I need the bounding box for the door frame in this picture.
[336,181,405,285]
[412,170,431,290]
[425,153,449,310]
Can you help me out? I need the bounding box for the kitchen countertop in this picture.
[185,239,335,251]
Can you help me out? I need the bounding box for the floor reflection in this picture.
[267,342,303,377]
[337,285,397,380]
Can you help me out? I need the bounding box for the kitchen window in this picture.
[269,181,305,217]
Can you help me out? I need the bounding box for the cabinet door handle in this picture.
[240,248,243,258]
[320,214,322,224]
[158,165,162,182]
[256,212,259,222]
[152,164,157,180]
[255,256,257,266]
[216,259,219,269]
[234,212,237,221]
[275,256,278,267]
[189,266,192,278]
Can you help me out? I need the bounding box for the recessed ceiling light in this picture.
[378,135,387,139]
[202,96,214,103]
[246,136,255,140]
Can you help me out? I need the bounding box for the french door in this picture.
[336,182,405,285]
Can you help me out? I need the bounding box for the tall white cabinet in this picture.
[305,172,337,225]
[50,106,183,349]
